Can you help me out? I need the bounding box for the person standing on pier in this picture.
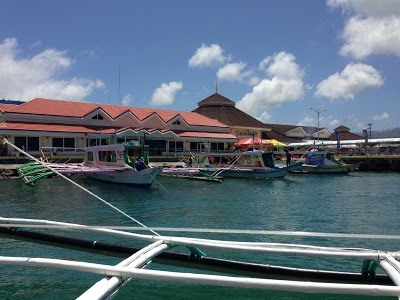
[284,149,292,166]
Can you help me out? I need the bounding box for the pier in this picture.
[341,155,400,172]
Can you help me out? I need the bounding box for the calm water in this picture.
[0,171,399,299]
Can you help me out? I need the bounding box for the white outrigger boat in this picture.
[295,151,358,174]
[11,140,162,188]
[192,150,303,179]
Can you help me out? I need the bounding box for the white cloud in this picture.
[257,111,272,123]
[372,112,390,121]
[327,0,400,18]
[0,37,104,101]
[121,94,133,106]
[355,121,368,130]
[150,81,183,106]
[327,0,400,59]
[340,16,400,59]
[236,52,304,116]
[188,44,229,67]
[314,63,383,101]
[328,118,341,128]
[298,116,316,127]
[248,76,261,86]
[298,115,339,130]
[216,62,247,82]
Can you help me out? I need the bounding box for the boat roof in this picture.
[289,137,400,147]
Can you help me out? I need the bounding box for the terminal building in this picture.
[2,93,388,158]
[0,97,238,157]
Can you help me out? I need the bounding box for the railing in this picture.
[41,147,86,155]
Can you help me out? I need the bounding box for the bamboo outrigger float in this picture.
[16,162,54,185]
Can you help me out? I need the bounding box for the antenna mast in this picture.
[118,64,121,105]
[212,81,220,94]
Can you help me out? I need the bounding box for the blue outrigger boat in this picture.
[193,150,303,179]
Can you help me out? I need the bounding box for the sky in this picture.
[1,0,399,133]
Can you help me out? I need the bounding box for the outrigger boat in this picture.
[1,139,400,298]
[295,151,358,174]
[192,150,303,179]
[13,140,162,188]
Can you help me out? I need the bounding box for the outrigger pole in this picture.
[1,220,400,298]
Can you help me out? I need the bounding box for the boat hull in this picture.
[297,164,354,174]
[86,167,162,188]
[199,162,302,179]
[292,151,358,174]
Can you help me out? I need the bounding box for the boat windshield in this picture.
[99,150,117,163]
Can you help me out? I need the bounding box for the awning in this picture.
[269,139,287,147]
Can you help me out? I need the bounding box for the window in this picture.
[87,151,94,162]
[168,141,183,153]
[190,142,205,152]
[64,138,75,149]
[27,137,39,151]
[14,137,27,150]
[52,138,75,149]
[14,136,39,151]
[146,140,166,156]
[99,150,116,162]
[210,142,225,152]
[89,138,107,146]
[172,120,180,125]
[52,138,63,148]
[92,114,104,120]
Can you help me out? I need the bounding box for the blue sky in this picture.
[1,0,399,132]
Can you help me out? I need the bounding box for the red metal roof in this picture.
[0,122,106,134]
[7,98,228,128]
[0,104,18,113]
[178,131,237,140]
[1,122,230,139]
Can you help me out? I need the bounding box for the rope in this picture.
[3,138,160,236]
[210,153,244,178]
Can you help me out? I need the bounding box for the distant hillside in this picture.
[355,127,400,138]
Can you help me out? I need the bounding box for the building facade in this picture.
[0,98,237,156]
[0,95,366,158]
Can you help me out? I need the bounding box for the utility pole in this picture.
[310,108,327,143]
[367,123,373,139]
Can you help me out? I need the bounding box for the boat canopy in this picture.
[288,137,400,147]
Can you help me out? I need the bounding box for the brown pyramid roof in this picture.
[334,125,350,133]
[330,131,363,141]
[197,93,235,107]
[331,125,362,140]
[193,93,269,129]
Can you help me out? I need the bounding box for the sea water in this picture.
[0,171,399,299]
